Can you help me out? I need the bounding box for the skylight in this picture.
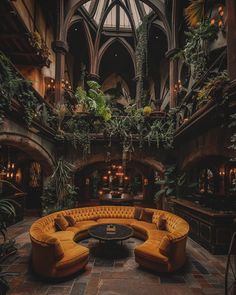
[82,0,152,30]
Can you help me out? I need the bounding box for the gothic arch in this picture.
[0,133,54,176]
[63,0,171,49]
[67,17,95,73]
[95,37,136,76]
[72,152,165,174]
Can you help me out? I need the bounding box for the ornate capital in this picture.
[52,40,69,54]
[165,48,180,59]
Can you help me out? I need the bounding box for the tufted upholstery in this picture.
[30,206,189,278]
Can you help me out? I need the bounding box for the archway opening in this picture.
[99,41,136,100]
[0,144,50,216]
[75,159,163,206]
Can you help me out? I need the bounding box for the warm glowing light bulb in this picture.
[218,20,223,27]
[219,10,224,17]
[210,19,215,26]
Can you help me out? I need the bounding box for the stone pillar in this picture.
[166,49,179,108]
[226,0,236,80]
[52,41,69,104]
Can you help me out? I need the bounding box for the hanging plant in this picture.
[197,70,229,102]
[28,31,51,67]
[41,158,77,215]
[183,20,218,79]
[0,51,40,127]
[136,16,149,106]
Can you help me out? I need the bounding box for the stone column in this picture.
[226,0,236,80]
[166,49,179,108]
[52,41,69,104]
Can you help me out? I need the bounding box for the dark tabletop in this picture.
[88,223,133,241]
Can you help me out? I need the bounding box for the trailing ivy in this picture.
[136,16,149,106]
[41,158,78,215]
[0,51,41,127]
[197,70,229,102]
[175,20,218,80]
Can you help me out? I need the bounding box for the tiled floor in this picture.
[1,217,229,295]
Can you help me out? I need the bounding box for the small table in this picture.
[89,224,133,243]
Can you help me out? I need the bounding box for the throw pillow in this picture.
[55,216,69,231]
[159,235,172,257]
[156,215,167,230]
[140,209,154,223]
[134,207,143,220]
[64,215,76,226]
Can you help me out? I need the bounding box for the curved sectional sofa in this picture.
[29,206,189,278]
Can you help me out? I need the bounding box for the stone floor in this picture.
[1,217,229,295]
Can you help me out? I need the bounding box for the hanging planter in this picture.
[28,31,51,67]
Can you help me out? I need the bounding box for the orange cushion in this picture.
[134,207,143,220]
[55,216,69,231]
[156,215,167,230]
[140,210,154,223]
[159,235,171,257]
[64,215,76,226]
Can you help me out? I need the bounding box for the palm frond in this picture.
[185,0,205,27]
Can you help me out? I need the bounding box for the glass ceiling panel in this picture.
[119,7,131,28]
[82,0,152,29]
[104,6,116,28]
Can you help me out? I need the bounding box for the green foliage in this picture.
[0,197,17,295]
[41,158,78,215]
[154,166,197,203]
[0,51,41,126]
[136,16,149,105]
[0,199,15,242]
[0,270,18,295]
[64,117,92,157]
[145,113,175,150]
[182,20,218,79]
[105,105,175,153]
[229,113,236,162]
[197,71,229,101]
[75,81,112,121]
[28,31,51,66]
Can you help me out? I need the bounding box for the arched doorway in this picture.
[75,159,163,206]
[0,135,54,215]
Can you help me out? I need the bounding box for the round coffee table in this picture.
[89,223,133,243]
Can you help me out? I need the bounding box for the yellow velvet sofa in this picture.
[29,206,189,278]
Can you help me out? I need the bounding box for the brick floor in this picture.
[1,217,230,295]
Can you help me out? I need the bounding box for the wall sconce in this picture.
[174,80,182,94]
[144,178,148,186]
[219,168,225,176]
[210,5,225,29]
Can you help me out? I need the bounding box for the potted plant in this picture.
[74,81,112,121]
[0,198,18,295]
[154,166,197,211]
